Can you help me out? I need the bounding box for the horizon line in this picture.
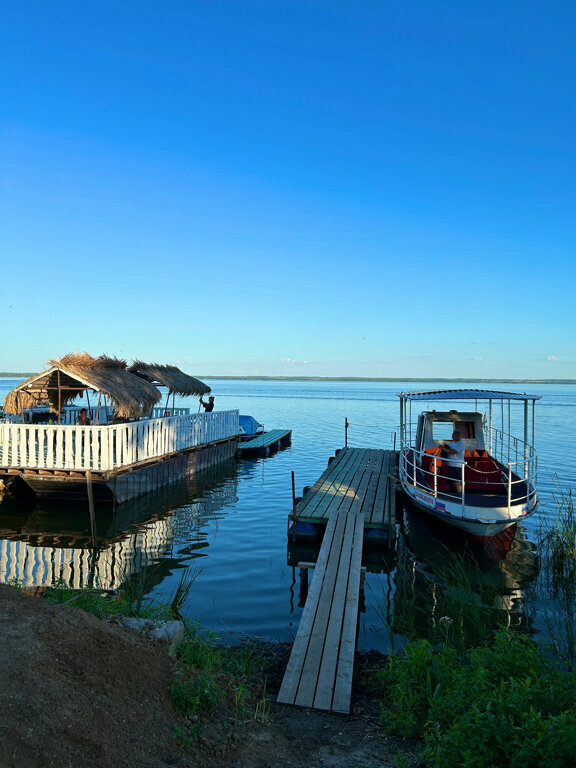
[1,372,574,385]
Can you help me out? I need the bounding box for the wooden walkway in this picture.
[237,429,292,455]
[278,448,397,714]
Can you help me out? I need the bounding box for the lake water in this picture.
[1,378,574,652]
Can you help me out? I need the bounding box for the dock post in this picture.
[86,470,97,548]
[299,566,309,606]
[291,471,297,542]
[345,417,349,447]
[387,474,396,549]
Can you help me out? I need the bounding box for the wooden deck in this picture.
[237,429,292,455]
[278,448,397,714]
[292,447,397,537]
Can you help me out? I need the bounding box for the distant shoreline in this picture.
[4,373,573,385]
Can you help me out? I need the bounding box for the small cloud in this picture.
[280,358,309,365]
[547,355,557,362]
[470,357,483,362]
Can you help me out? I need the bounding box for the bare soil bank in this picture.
[0,585,419,768]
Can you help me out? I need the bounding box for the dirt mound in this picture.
[0,584,185,768]
[0,585,416,768]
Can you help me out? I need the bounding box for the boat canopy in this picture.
[398,389,541,402]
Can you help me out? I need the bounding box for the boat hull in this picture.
[400,481,537,536]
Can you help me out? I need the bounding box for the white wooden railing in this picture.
[151,407,191,418]
[0,411,240,472]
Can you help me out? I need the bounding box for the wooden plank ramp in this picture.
[237,429,292,455]
[279,447,395,714]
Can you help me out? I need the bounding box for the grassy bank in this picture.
[378,492,576,768]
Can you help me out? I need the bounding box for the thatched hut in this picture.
[3,352,162,419]
[128,362,210,397]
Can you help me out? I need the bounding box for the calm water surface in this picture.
[1,379,574,652]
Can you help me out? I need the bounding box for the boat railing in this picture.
[0,410,240,473]
[399,437,538,514]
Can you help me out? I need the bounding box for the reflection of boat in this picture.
[398,389,540,536]
[391,500,539,641]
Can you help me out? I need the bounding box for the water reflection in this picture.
[0,459,239,590]
[391,499,539,644]
[286,539,397,615]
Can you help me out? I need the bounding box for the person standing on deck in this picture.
[200,396,215,412]
[442,429,465,495]
[76,408,91,425]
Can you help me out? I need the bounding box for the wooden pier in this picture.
[237,429,292,456]
[278,448,397,714]
[291,447,397,542]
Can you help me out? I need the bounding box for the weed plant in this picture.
[41,565,200,621]
[171,622,269,743]
[378,630,576,768]
[537,487,576,668]
[374,547,512,653]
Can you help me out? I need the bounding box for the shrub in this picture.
[378,630,576,767]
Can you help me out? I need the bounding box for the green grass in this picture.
[171,622,270,743]
[378,630,576,768]
[537,487,576,669]
[39,565,203,621]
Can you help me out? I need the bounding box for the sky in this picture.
[1,1,575,379]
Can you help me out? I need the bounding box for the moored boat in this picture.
[398,389,540,536]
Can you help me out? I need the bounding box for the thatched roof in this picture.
[128,362,211,397]
[3,353,162,418]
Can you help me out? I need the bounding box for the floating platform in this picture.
[289,447,397,544]
[237,429,292,456]
[278,447,397,715]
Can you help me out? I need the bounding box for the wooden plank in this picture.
[295,449,354,515]
[367,451,391,525]
[354,450,385,519]
[301,449,373,522]
[316,449,380,521]
[277,508,343,704]
[279,448,399,714]
[301,449,367,520]
[332,510,365,713]
[292,507,354,707]
[312,509,360,710]
[279,454,375,710]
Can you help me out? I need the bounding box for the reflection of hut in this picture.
[0,458,240,590]
[0,352,239,504]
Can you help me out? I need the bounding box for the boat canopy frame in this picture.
[398,389,541,483]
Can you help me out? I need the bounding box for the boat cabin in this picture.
[415,410,486,454]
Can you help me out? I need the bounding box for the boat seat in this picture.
[422,448,451,491]
[464,451,506,492]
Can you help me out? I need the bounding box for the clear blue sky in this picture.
[1,1,575,378]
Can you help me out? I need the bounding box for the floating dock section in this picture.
[290,447,396,544]
[278,447,397,714]
[237,429,292,456]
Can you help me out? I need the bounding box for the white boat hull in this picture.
[401,481,538,537]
